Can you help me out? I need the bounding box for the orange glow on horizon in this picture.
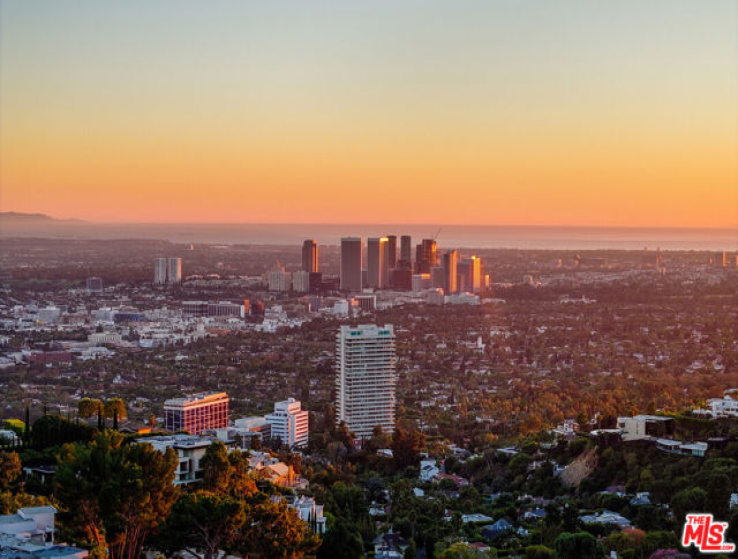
[1,2,736,228]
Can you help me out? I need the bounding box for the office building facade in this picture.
[292,270,310,293]
[302,240,319,273]
[86,277,103,293]
[340,237,363,292]
[154,258,168,284]
[168,257,182,283]
[386,235,398,269]
[164,392,230,435]
[458,255,482,293]
[335,324,397,439]
[467,255,482,293]
[400,235,412,263]
[182,301,245,318]
[443,250,458,294]
[367,237,388,289]
[416,239,437,274]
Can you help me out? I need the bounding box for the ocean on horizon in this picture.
[1,221,736,251]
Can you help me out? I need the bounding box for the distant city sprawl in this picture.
[0,236,737,558]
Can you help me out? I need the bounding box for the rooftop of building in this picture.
[618,414,673,422]
[163,391,228,406]
[0,538,88,559]
[136,434,216,449]
[339,324,394,335]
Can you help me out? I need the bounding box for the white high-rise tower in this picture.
[335,324,397,439]
[154,258,168,284]
[168,257,182,283]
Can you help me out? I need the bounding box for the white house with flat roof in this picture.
[655,439,708,457]
[617,415,673,441]
[138,434,231,485]
[705,395,738,418]
[0,506,91,559]
[0,507,56,541]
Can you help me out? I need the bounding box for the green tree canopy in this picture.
[671,487,708,526]
[200,441,232,493]
[438,542,497,558]
[157,491,246,559]
[103,399,127,421]
[55,431,178,559]
[78,399,104,419]
[392,427,425,470]
[555,532,605,559]
[0,452,22,490]
[236,498,320,558]
[524,544,556,559]
[226,450,258,498]
[0,490,50,515]
[316,516,363,559]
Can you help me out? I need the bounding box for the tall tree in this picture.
[391,427,425,470]
[0,452,22,490]
[555,532,605,559]
[157,491,246,559]
[238,499,320,558]
[23,407,30,442]
[317,516,363,559]
[104,399,127,421]
[200,442,232,493]
[78,399,104,419]
[55,431,178,559]
[226,450,258,498]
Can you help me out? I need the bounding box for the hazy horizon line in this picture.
[2,213,736,232]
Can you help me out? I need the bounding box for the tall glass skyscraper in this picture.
[340,237,363,292]
[301,239,318,273]
[367,237,388,289]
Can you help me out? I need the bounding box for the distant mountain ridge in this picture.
[0,212,84,223]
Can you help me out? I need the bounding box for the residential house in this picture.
[138,434,231,485]
[580,510,632,528]
[419,458,440,482]
[0,506,88,558]
[617,415,673,441]
[630,492,651,506]
[481,519,513,540]
[524,508,547,521]
[272,495,326,534]
[374,531,410,559]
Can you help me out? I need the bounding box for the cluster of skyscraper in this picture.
[338,235,483,294]
[154,257,182,284]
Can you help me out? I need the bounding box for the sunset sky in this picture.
[1,1,737,227]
